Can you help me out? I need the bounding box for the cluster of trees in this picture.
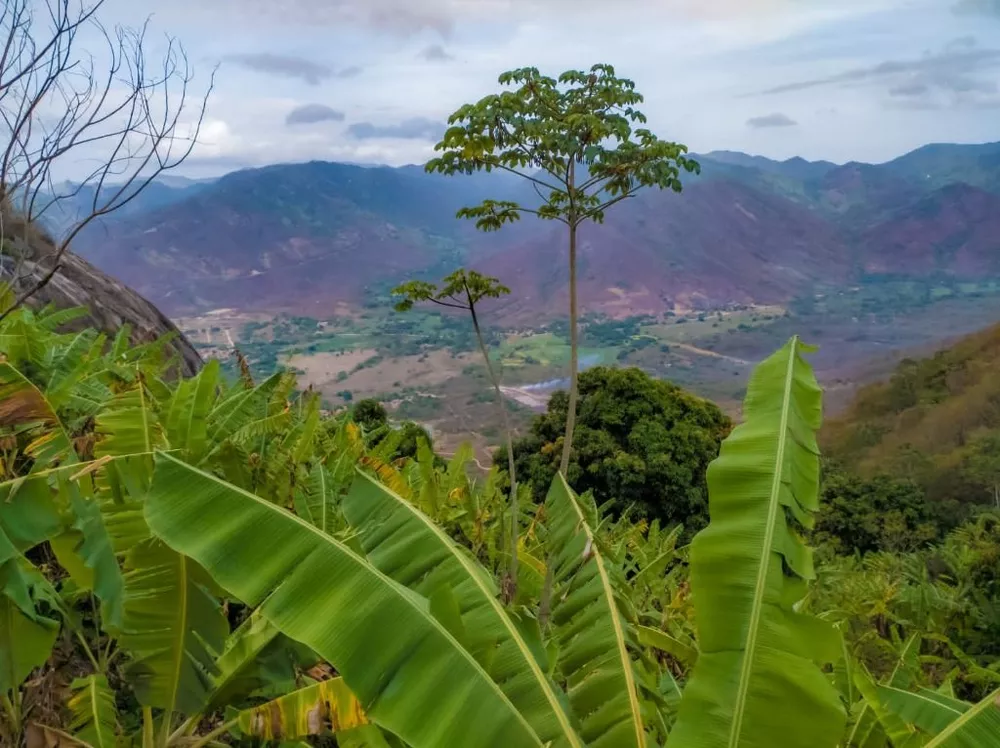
[500,366,731,531]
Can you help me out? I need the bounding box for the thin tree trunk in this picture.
[469,298,519,598]
[559,219,579,477]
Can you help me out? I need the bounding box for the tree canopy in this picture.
[504,366,731,529]
[814,464,952,555]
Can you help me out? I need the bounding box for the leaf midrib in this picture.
[925,686,1000,747]
[558,474,645,748]
[87,676,109,748]
[728,337,798,748]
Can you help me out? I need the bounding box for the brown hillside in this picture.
[476,180,852,320]
[822,321,1000,502]
[858,184,1000,276]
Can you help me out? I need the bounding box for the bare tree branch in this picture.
[0,0,214,322]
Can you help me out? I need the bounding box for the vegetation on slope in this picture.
[823,322,1000,506]
[1,305,1000,747]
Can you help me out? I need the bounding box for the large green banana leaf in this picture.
[0,472,63,615]
[342,470,583,748]
[161,359,219,461]
[544,475,647,748]
[844,635,922,747]
[144,451,544,748]
[49,476,125,629]
[922,687,1000,748]
[206,608,319,711]
[878,686,971,736]
[294,464,344,535]
[666,337,845,748]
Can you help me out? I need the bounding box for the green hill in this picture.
[822,321,1000,505]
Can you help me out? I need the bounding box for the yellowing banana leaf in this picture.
[923,687,1000,748]
[544,474,646,748]
[145,451,544,748]
[342,470,583,748]
[0,361,75,469]
[237,676,368,739]
[666,337,845,748]
[65,675,118,748]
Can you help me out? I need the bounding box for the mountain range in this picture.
[66,141,1000,320]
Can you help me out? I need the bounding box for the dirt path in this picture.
[499,385,551,410]
[671,342,750,365]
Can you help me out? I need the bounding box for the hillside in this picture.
[1,201,202,376]
[822,322,1000,504]
[70,141,1000,320]
[477,179,852,319]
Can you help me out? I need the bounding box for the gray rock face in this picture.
[1,203,202,377]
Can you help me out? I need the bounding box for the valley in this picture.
[176,276,1000,460]
[66,139,1000,460]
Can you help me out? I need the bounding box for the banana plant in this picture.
[666,336,847,748]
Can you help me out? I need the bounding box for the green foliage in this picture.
[353,398,388,430]
[392,268,511,312]
[505,366,731,529]
[815,464,950,554]
[668,337,845,748]
[427,64,699,230]
[824,322,1000,506]
[3,303,1000,748]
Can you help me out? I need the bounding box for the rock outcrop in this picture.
[1,202,202,376]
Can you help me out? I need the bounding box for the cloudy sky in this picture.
[82,0,1000,176]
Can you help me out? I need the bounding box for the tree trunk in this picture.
[469,298,519,598]
[559,218,579,477]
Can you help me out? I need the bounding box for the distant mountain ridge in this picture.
[68,140,1000,319]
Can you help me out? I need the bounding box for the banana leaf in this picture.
[64,675,118,748]
[923,687,1000,748]
[666,337,845,748]
[120,538,229,718]
[342,470,583,748]
[236,676,368,739]
[544,474,647,748]
[145,451,544,748]
[0,593,59,693]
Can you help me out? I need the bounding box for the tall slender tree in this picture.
[392,268,523,600]
[427,63,699,475]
